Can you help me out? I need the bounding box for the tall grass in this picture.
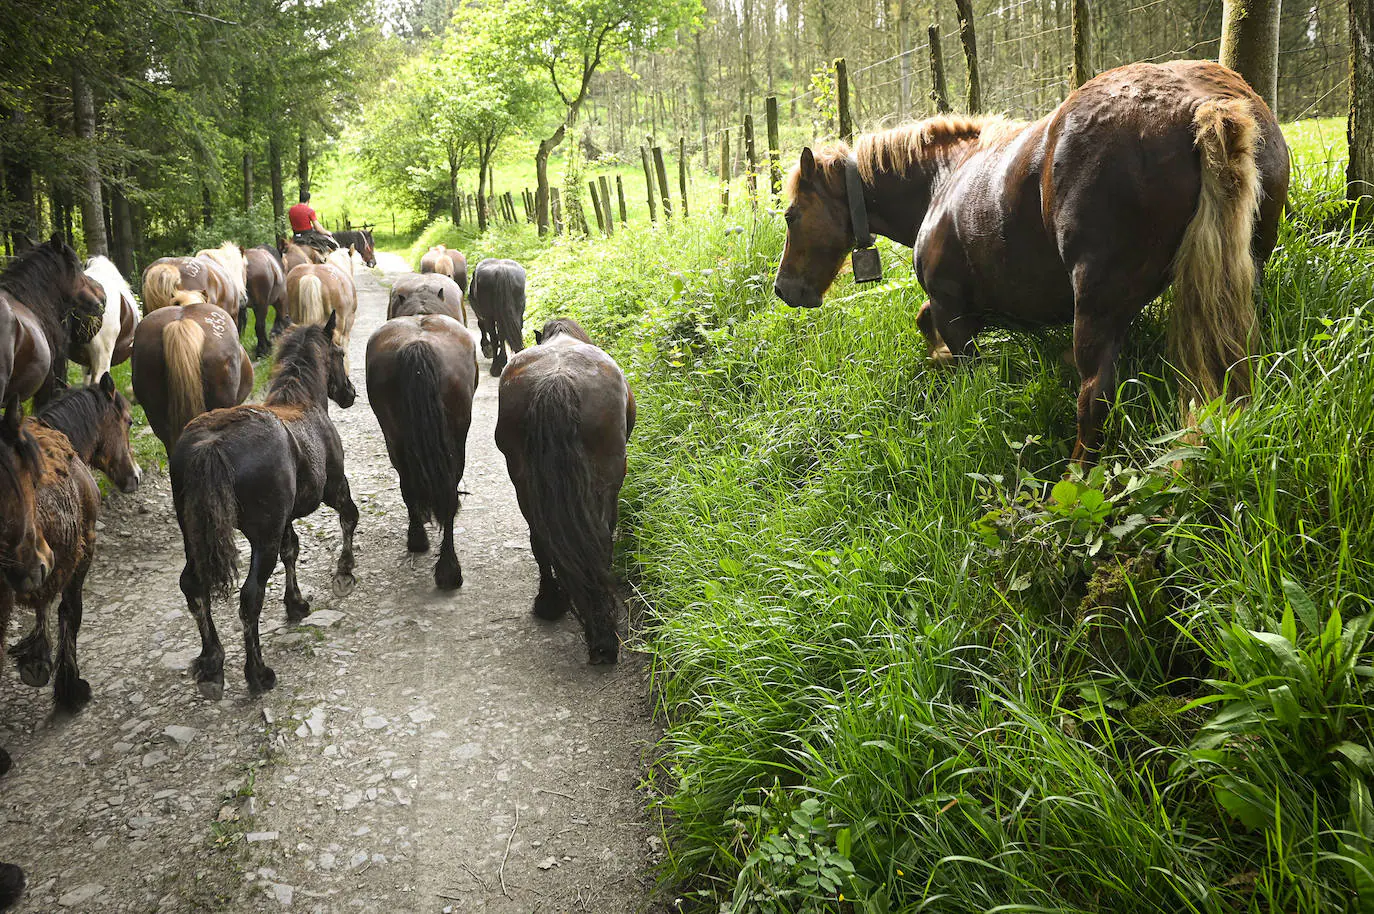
[524,120,1374,913]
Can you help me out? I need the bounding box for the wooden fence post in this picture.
[953,0,982,112]
[588,181,606,233]
[641,146,658,223]
[766,96,781,202]
[1071,0,1093,89]
[551,187,563,235]
[653,146,673,220]
[678,137,690,218]
[928,25,951,115]
[744,114,759,203]
[720,128,731,214]
[615,175,628,224]
[598,175,614,235]
[835,58,852,143]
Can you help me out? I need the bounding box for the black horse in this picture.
[171,313,358,699]
[332,230,377,268]
[468,258,526,375]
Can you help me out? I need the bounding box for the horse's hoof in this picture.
[929,346,956,367]
[17,657,51,689]
[54,676,92,711]
[332,573,356,598]
[532,591,569,621]
[0,862,26,910]
[587,645,620,665]
[286,600,312,623]
[406,529,430,553]
[480,343,493,359]
[248,666,277,695]
[197,679,225,702]
[434,562,463,591]
[0,747,11,778]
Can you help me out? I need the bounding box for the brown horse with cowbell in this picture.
[775,61,1289,463]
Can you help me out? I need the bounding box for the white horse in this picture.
[80,256,139,383]
[195,241,248,315]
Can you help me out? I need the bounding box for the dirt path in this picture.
[0,260,663,913]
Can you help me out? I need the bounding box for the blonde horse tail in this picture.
[143,263,181,313]
[296,274,326,326]
[162,317,207,445]
[1170,97,1263,414]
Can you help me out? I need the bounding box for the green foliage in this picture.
[189,202,284,252]
[526,124,1374,912]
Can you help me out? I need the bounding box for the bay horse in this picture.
[388,272,468,324]
[419,245,455,279]
[0,237,106,405]
[7,375,138,692]
[333,229,377,268]
[775,60,1290,464]
[281,239,326,273]
[141,253,241,324]
[286,260,357,371]
[495,318,635,664]
[171,313,358,699]
[246,245,287,357]
[0,396,101,709]
[131,291,253,454]
[76,256,139,383]
[367,314,477,589]
[468,258,526,376]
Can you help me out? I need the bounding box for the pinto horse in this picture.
[775,61,1290,463]
[7,375,137,696]
[76,256,139,383]
[367,313,477,589]
[388,272,467,324]
[196,242,249,322]
[333,230,377,268]
[495,318,635,664]
[131,291,253,454]
[468,258,526,376]
[171,313,358,699]
[0,237,106,405]
[246,245,288,357]
[286,260,357,371]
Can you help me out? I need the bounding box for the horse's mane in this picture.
[0,240,79,350]
[266,324,329,407]
[36,385,105,456]
[540,317,591,344]
[788,115,1027,192]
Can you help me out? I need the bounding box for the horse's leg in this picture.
[405,502,430,553]
[254,304,271,359]
[8,602,52,688]
[490,334,507,377]
[923,294,982,367]
[239,538,279,695]
[181,561,225,701]
[324,476,359,598]
[1068,305,1133,465]
[433,494,461,590]
[52,557,93,710]
[529,531,569,620]
[280,523,310,622]
[916,301,954,364]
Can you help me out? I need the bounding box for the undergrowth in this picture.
[523,121,1374,914]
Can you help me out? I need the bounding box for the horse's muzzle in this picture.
[773,275,822,309]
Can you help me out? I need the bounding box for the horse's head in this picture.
[360,237,377,268]
[322,311,356,409]
[534,318,591,345]
[775,147,853,309]
[90,373,141,493]
[0,398,53,594]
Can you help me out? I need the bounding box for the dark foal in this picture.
[171,314,358,699]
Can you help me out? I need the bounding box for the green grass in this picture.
[509,118,1374,912]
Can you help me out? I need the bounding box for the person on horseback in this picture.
[288,191,338,254]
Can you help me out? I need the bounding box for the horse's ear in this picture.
[49,232,63,248]
[323,310,337,335]
[534,329,544,344]
[99,372,116,397]
[799,147,817,180]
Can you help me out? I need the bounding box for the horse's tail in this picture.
[1170,97,1263,411]
[175,442,238,600]
[496,294,525,355]
[392,340,458,523]
[162,317,206,444]
[523,374,618,660]
[143,263,181,312]
[296,273,326,326]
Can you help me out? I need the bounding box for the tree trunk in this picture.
[298,132,310,196]
[477,144,490,235]
[929,25,952,114]
[953,0,982,112]
[202,183,213,229]
[242,152,253,212]
[1350,0,1374,208]
[898,0,912,117]
[269,136,284,230]
[111,179,134,276]
[1071,0,1094,89]
[1220,0,1282,114]
[448,142,461,226]
[72,67,108,257]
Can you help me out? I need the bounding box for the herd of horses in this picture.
[0,227,631,907]
[0,59,1297,908]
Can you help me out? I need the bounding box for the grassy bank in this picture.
[517,119,1374,913]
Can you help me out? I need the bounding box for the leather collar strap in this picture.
[844,157,883,283]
